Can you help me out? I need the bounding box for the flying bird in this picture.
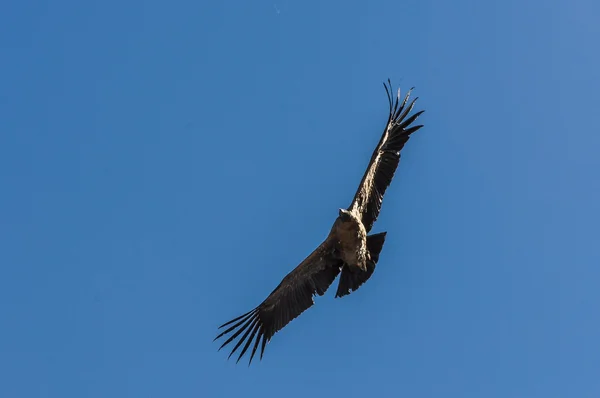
[214,79,424,365]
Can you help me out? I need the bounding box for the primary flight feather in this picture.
[214,79,424,365]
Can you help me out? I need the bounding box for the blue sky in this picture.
[1,0,599,397]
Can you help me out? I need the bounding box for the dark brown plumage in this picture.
[214,79,424,365]
[336,80,424,297]
[348,80,425,234]
[214,238,343,364]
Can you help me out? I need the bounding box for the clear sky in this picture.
[1,0,599,397]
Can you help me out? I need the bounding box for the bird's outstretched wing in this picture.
[348,80,424,232]
[214,239,343,365]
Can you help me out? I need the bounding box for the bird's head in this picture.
[338,208,352,222]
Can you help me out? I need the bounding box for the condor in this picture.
[214,80,425,365]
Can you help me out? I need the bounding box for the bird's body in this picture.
[214,79,425,364]
[332,209,368,272]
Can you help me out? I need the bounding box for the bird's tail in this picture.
[335,232,387,298]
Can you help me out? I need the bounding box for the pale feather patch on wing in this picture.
[349,80,424,232]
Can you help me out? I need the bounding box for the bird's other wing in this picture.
[348,79,424,233]
[214,238,343,365]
